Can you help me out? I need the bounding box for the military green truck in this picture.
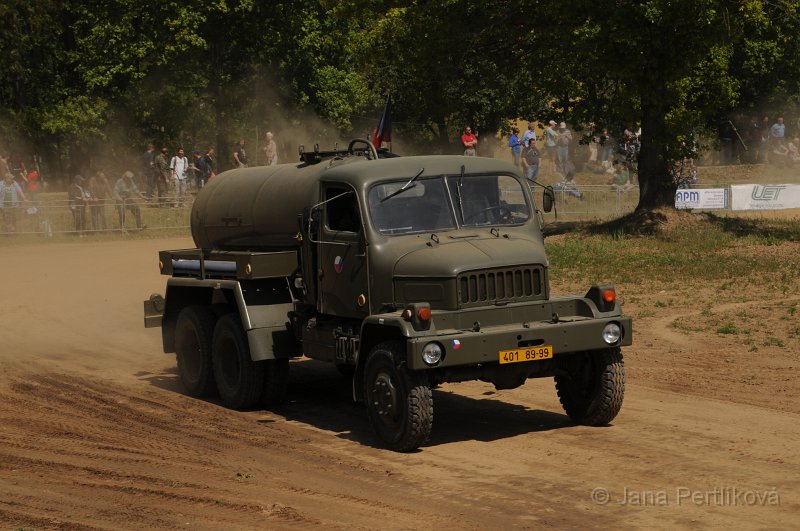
[144,139,632,451]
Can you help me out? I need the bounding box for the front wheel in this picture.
[554,348,624,426]
[364,341,433,452]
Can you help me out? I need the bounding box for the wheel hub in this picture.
[372,372,398,421]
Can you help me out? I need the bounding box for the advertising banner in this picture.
[675,188,728,210]
[731,184,800,211]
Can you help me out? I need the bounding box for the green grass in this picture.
[716,323,738,335]
[546,214,800,288]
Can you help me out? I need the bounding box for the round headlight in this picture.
[421,342,443,366]
[602,322,622,345]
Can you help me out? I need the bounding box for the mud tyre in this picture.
[364,341,432,452]
[212,314,265,409]
[555,347,624,426]
[174,305,217,397]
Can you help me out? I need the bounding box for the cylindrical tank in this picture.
[191,164,320,250]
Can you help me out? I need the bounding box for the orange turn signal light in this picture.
[402,309,413,320]
[602,289,616,304]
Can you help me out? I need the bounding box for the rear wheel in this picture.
[212,314,264,409]
[364,341,432,452]
[174,305,217,397]
[555,347,624,426]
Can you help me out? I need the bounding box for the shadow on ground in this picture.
[145,358,576,449]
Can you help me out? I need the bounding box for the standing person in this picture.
[25,166,41,203]
[84,174,102,231]
[461,126,478,156]
[8,153,27,189]
[154,146,171,207]
[233,139,248,168]
[264,132,278,166]
[508,127,521,166]
[69,175,89,236]
[89,170,113,231]
[599,128,615,172]
[1,172,26,233]
[747,116,761,163]
[113,171,146,231]
[521,141,540,181]
[170,147,189,207]
[0,152,9,179]
[587,123,599,164]
[198,147,216,186]
[555,122,573,175]
[771,116,785,152]
[544,120,558,173]
[142,143,156,201]
[521,121,537,148]
[191,150,204,189]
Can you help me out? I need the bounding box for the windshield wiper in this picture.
[456,165,466,222]
[380,168,424,202]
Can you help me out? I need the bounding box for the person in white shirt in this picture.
[170,147,189,207]
[264,132,278,166]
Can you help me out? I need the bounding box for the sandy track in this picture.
[0,237,797,529]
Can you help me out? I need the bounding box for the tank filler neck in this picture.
[298,138,395,165]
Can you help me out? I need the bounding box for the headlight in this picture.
[421,342,444,366]
[602,322,622,345]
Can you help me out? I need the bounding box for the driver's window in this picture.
[447,174,530,226]
[325,186,360,233]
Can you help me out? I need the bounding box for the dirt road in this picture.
[0,237,797,529]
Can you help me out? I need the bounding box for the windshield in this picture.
[368,174,530,235]
[447,174,530,227]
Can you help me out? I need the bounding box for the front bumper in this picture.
[406,315,632,370]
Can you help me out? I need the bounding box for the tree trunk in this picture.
[636,94,675,212]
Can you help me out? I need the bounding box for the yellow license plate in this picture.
[499,345,553,364]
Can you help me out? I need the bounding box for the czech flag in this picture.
[371,94,392,149]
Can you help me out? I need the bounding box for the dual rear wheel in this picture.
[174,306,289,409]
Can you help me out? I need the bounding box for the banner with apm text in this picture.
[731,184,800,211]
[675,188,729,210]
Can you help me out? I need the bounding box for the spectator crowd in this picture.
[1,114,797,235]
[1,132,281,235]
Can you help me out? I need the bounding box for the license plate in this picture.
[499,345,553,364]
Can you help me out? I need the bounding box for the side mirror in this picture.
[542,186,555,213]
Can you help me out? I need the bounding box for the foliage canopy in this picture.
[0,0,798,210]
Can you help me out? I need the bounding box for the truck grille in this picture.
[458,266,546,308]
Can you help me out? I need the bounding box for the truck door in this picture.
[317,183,369,318]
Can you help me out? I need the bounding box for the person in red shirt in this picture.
[461,126,478,156]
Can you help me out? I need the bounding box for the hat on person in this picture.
[549,120,556,125]
[123,170,135,179]
[559,122,566,129]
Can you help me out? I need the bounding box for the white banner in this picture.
[731,184,800,211]
[675,188,728,210]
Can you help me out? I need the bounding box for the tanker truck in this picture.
[143,139,632,451]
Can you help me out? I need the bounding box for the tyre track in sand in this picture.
[1,237,798,529]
